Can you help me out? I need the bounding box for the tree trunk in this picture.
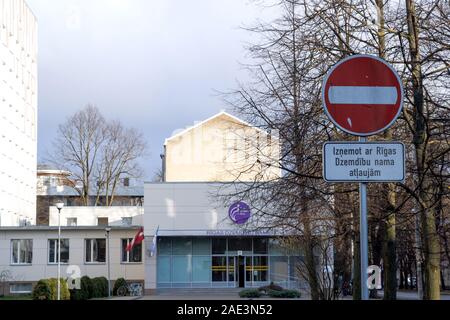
[303,217,320,300]
[383,184,397,299]
[405,0,440,300]
[353,219,361,300]
[374,0,397,299]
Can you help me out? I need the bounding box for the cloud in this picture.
[26,0,277,178]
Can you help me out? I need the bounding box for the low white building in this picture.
[143,182,306,295]
[0,226,144,295]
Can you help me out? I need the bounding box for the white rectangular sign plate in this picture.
[323,142,405,182]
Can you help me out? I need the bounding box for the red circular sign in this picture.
[322,55,403,136]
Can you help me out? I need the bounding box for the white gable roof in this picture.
[164,110,272,145]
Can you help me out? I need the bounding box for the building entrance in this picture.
[237,256,245,288]
[156,236,301,289]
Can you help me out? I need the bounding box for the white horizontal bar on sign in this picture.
[328,86,397,104]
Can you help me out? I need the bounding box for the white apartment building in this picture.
[0,226,144,295]
[0,0,38,226]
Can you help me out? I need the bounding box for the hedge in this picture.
[113,278,127,296]
[70,276,96,300]
[268,289,301,298]
[32,280,51,300]
[81,276,93,299]
[239,289,262,298]
[91,277,109,298]
[32,278,70,300]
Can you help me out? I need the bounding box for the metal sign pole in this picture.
[359,136,369,300]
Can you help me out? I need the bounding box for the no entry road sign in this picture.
[323,141,405,182]
[322,55,404,136]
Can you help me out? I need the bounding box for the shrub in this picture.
[268,289,301,298]
[113,278,127,296]
[239,289,262,298]
[33,278,70,300]
[258,282,284,293]
[32,280,51,300]
[80,276,93,299]
[47,278,70,300]
[69,288,84,300]
[70,276,96,300]
[91,277,109,298]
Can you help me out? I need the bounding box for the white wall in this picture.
[49,206,144,227]
[0,0,38,226]
[144,183,238,236]
[144,182,280,238]
[0,228,144,283]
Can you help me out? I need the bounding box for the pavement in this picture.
[106,290,450,301]
[393,290,450,300]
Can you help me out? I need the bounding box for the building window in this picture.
[228,237,252,255]
[123,177,130,187]
[157,256,171,283]
[253,238,268,254]
[10,283,32,294]
[212,256,227,282]
[50,177,57,187]
[85,239,106,263]
[121,238,142,263]
[172,256,191,283]
[67,218,77,226]
[48,239,70,264]
[269,256,288,287]
[97,217,108,226]
[11,240,33,265]
[43,177,50,187]
[157,237,172,255]
[192,256,211,283]
[172,237,192,255]
[121,217,132,226]
[252,256,268,282]
[212,238,226,255]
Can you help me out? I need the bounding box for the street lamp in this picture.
[105,227,111,298]
[55,202,64,301]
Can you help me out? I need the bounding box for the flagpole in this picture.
[105,227,111,298]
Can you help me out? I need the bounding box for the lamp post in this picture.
[105,227,111,298]
[55,202,64,301]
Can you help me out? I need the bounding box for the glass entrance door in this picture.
[228,256,236,286]
[238,256,245,288]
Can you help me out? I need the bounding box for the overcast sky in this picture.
[26,0,276,179]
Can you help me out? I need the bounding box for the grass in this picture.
[0,294,32,300]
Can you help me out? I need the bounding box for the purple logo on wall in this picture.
[228,201,251,224]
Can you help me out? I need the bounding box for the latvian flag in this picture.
[126,227,144,252]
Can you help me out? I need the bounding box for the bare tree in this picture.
[220,0,450,300]
[51,105,106,205]
[94,121,147,206]
[50,105,147,206]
